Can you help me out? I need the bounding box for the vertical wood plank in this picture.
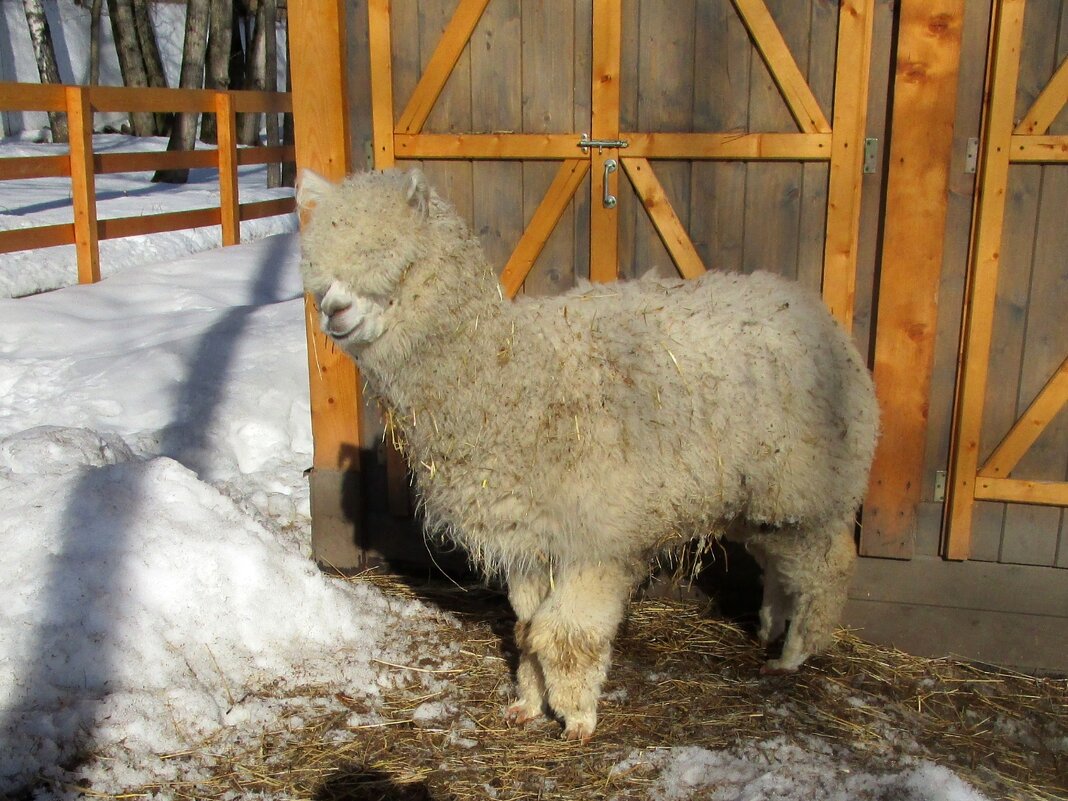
[589,0,621,284]
[797,0,836,294]
[215,92,240,247]
[822,0,875,329]
[66,86,100,284]
[921,0,993,559]
[525,0,581,293]
[690,0,751,274]
[420,0,474,224]
[742,0,807,280]
[290,0,360,473]
[862,0,966,559]
[470,0,523,273]
[615,0,640,278]
[368,0,396,167]
[944,0,1027,560]
[629,0,696,280]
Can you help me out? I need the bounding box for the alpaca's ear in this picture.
[404,168,430,220]
[296,169,335,211]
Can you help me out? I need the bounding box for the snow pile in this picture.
[613,739,991,801]
[0,232,457,795]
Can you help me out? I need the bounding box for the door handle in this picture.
[602,158,618,209]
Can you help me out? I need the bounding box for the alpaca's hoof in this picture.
[561,715,596,742]
[563,726,598,743]
[760,658,801,676]
[505,701,543,726]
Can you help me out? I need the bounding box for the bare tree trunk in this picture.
[132,0,171,134]
[22,0,69,142]
[264,0,279,186]
[152,0,211,183]
[200,0,234,144]
[106,0,156,135]
[89,0,102,86]
[238,0,266,146]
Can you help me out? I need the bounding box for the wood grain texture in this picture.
[290,0,361,471]
[862,0,965,559]
[944,0,1027,560]
[215,92,240,247]
[66,86,100,284]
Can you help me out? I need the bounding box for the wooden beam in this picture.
[499,159,589,298]
[395,0,491,135]
[98,208,220,239]
[215,92,240,247]
[822,0,874,331]
[368,0,396,167]
[590,0,622,284]
[862,0,965,559]
[730,0,831,134]
[66,86,100,284]
[394,133,578,160]
[624,132,831,160]
[0,154,70,179]
[979,356,1068,478]
[289,0,361,483]
[0,223,73,253]
[1009,134,1068,162]
[1015,54,1068,135]
[974,478,1068,507]
[239,197,298,221]
[944,0,1027,560]
[0,81,66,110]
[620,158,706,279]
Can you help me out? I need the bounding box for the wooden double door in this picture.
[367,0,873,328]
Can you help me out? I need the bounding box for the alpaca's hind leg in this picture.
[748,544,789,647]
[527,561,634,741]
[505,567,551,725]
[761,522,856,674]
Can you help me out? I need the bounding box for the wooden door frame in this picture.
[943,0,1068,560]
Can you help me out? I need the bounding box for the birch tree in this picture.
[21,0,68,142]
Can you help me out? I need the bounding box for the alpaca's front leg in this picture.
[527,561,633,741]
[505,567,551,725]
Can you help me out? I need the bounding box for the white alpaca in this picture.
[298,168,879,740]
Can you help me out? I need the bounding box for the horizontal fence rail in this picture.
[0,82,297,285]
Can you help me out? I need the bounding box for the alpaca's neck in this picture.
[358,223,512,427]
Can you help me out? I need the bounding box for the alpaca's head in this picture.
[297,168,436,352]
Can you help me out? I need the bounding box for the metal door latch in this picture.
[579,133,629,153]
[602,159,618,208]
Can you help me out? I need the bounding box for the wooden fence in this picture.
[0,83,296,286]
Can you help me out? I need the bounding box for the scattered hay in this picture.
[121,571,1065,801]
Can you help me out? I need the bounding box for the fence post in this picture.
[66,85,100,283]
[215,91,240,247]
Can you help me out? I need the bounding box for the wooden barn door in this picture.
[945,0,1068,560]
[366,0,873,326]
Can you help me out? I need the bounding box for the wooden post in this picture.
[862,0,966,558]
[822,0,875,330]
[589,0,622,283]
[66,86,100,284]
[215,91,240,247]
[944,0,1028,560]
[289,0,363,570]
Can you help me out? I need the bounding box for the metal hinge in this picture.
[934,470,947,502]
[863,138,879,174]
[965,138,979,174]
[579,133,630,153]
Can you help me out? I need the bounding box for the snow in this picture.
[0,133,299,298]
